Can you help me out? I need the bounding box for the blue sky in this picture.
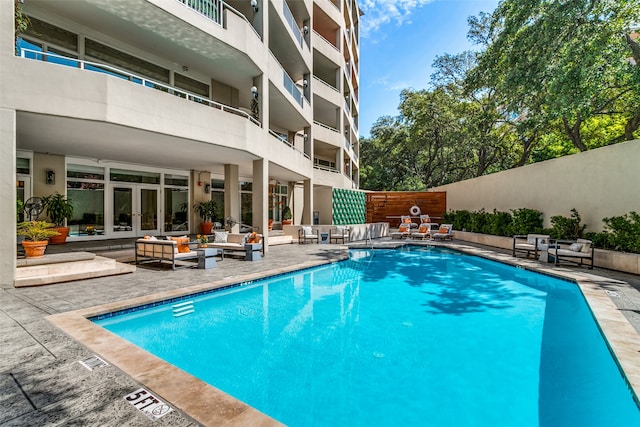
[358,0,500,137]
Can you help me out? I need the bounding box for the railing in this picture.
[268,129,310,158]
[270,52,304,106]
[313,163,340,173]
[176,0,223,25]
[313,75,339,93]
[19,48,261,127]
[312,30,340,52]
[313,120,339,132]
[283,1,304,47]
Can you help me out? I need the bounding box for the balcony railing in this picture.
[19,48,260,126]
[176,0,223,25]
[283,1,304,47]
[268,129,310,158]
[313,76,339,93]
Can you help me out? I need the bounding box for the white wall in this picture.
[431,140,640,232]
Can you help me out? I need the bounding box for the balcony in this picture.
[176,0,223,25]
[18,48,260,127]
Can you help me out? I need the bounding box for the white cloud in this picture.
[359,0,435,38]
[372,75,412,91]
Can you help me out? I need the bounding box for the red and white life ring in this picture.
[410,205,421,216]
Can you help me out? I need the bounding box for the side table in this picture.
[244,243,262,261]
[197,247,219,269]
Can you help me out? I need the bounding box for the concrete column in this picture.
[303,179,313,225]
[252,158,269,251]
[224,164,240,233]
[1,109,17,286]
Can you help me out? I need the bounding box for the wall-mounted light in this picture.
[250,0,258,13]
[46,170,55,185]
[303,79,308,88]
[303,133,308,141]
[251,85,259,99]
[344,128,349,135]
[182,65,189,72]
[204,183,211,194]
[302,25,309,34]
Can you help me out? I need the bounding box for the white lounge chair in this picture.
[548,239,594,269]
[512,234,550,259]
[391,223,411,239]
[411,222,432,240]
[330,226,350,244]
[298,226,319,244]
[432,224,454,240]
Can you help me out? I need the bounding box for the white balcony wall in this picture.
[313,121,342,146]
[268,54,313,123]
[312,31,342,66]
[314,80,343,110]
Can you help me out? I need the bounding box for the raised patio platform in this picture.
[15,251,135,287]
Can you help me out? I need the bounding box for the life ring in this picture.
[409,205,421,216]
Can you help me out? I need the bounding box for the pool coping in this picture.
[47,245,640,425]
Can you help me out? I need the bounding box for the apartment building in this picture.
[1,0,361,283]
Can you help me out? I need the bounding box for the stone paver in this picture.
[2,240,640,426]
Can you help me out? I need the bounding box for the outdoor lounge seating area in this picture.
[298,226,320,244]
[432,224,454,240]
[548,238,594,269]
[512,234,551,259]
[135,238,199,270]
[330,226,351,244]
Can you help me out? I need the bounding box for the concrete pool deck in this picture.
[3,240,640,426]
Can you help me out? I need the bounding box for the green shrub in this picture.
[511,208,543,235]
[549,209,586,240]
[486,210,513,236]
[602,212,640,253]
[469,209,490,233]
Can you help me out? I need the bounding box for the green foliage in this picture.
[510,208,544,235]
[548,209,587,240]
[602,212,640,253]
[282,205,292,221]
[42,193,74,227]
[17,221,59,241]
[193,200,218,222]
[17,198,24,222]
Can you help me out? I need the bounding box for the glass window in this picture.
[241,192,252,229]
[164,188,189,232]
[17,157,30,174]
[67,164,104,180]
[67,182,105,236]
[211,179,225,190]
[85,39,170,83]
[165,174,189,187]
[24,17,78,51]
[240,181,253,191]
[175,73,209,97]
[110,168,160,184]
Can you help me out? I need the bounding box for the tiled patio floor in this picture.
[3,240,640,426]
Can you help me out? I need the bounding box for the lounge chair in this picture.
[432,224,454,240]
[391,223,411,239]
[298,226,319,244]
[548,238,594,269]
[330,226,351,244]
[512,234,550,259]
[419,214,431,225]
[411,222,432,240]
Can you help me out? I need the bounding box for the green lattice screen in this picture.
[332,189,366,225]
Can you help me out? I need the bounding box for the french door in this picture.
[112,185,159,237]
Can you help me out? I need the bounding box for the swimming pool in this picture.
[95,247,640,426]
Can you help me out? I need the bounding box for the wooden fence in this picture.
[365,191,447,225]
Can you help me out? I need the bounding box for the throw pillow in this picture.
[569,243,583,252]
[577,239,592,253]
[438,226,450,234]
[403,217,411,224]
[169,236,190,253]
[399,224,409,232]
[421,216,431,223]
[302,226,313,235]
[214,231,228,243]
[247,232,260,244]
[418,223,429,233]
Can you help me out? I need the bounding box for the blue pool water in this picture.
[95,247,640,426]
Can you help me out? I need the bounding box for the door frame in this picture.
[111,184,161,238]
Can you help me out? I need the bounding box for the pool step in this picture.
[172,301,194,317]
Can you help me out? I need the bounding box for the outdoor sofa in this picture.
[208,232,264,259]
[548,238,594,269]
[135,238,198,270]
[512,234,551,259]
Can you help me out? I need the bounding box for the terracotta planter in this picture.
[22,240,49,258]
[200,222,214,235]
[268,219,274,231]
[282,220,292,226]
[49,227,69,245]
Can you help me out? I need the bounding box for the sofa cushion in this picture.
[577,239,592,253]
[214,231,228,243]
[569,243,583,252]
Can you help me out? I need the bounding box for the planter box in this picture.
[453,230,640,275]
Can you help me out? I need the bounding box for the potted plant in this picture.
[17,221,60,258]
[193,199,218,234]
[42,193,74,244]
[282,205,292,225]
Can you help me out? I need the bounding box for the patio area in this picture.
[3,239,640,426]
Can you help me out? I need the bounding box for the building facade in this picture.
[1,0,361,284]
